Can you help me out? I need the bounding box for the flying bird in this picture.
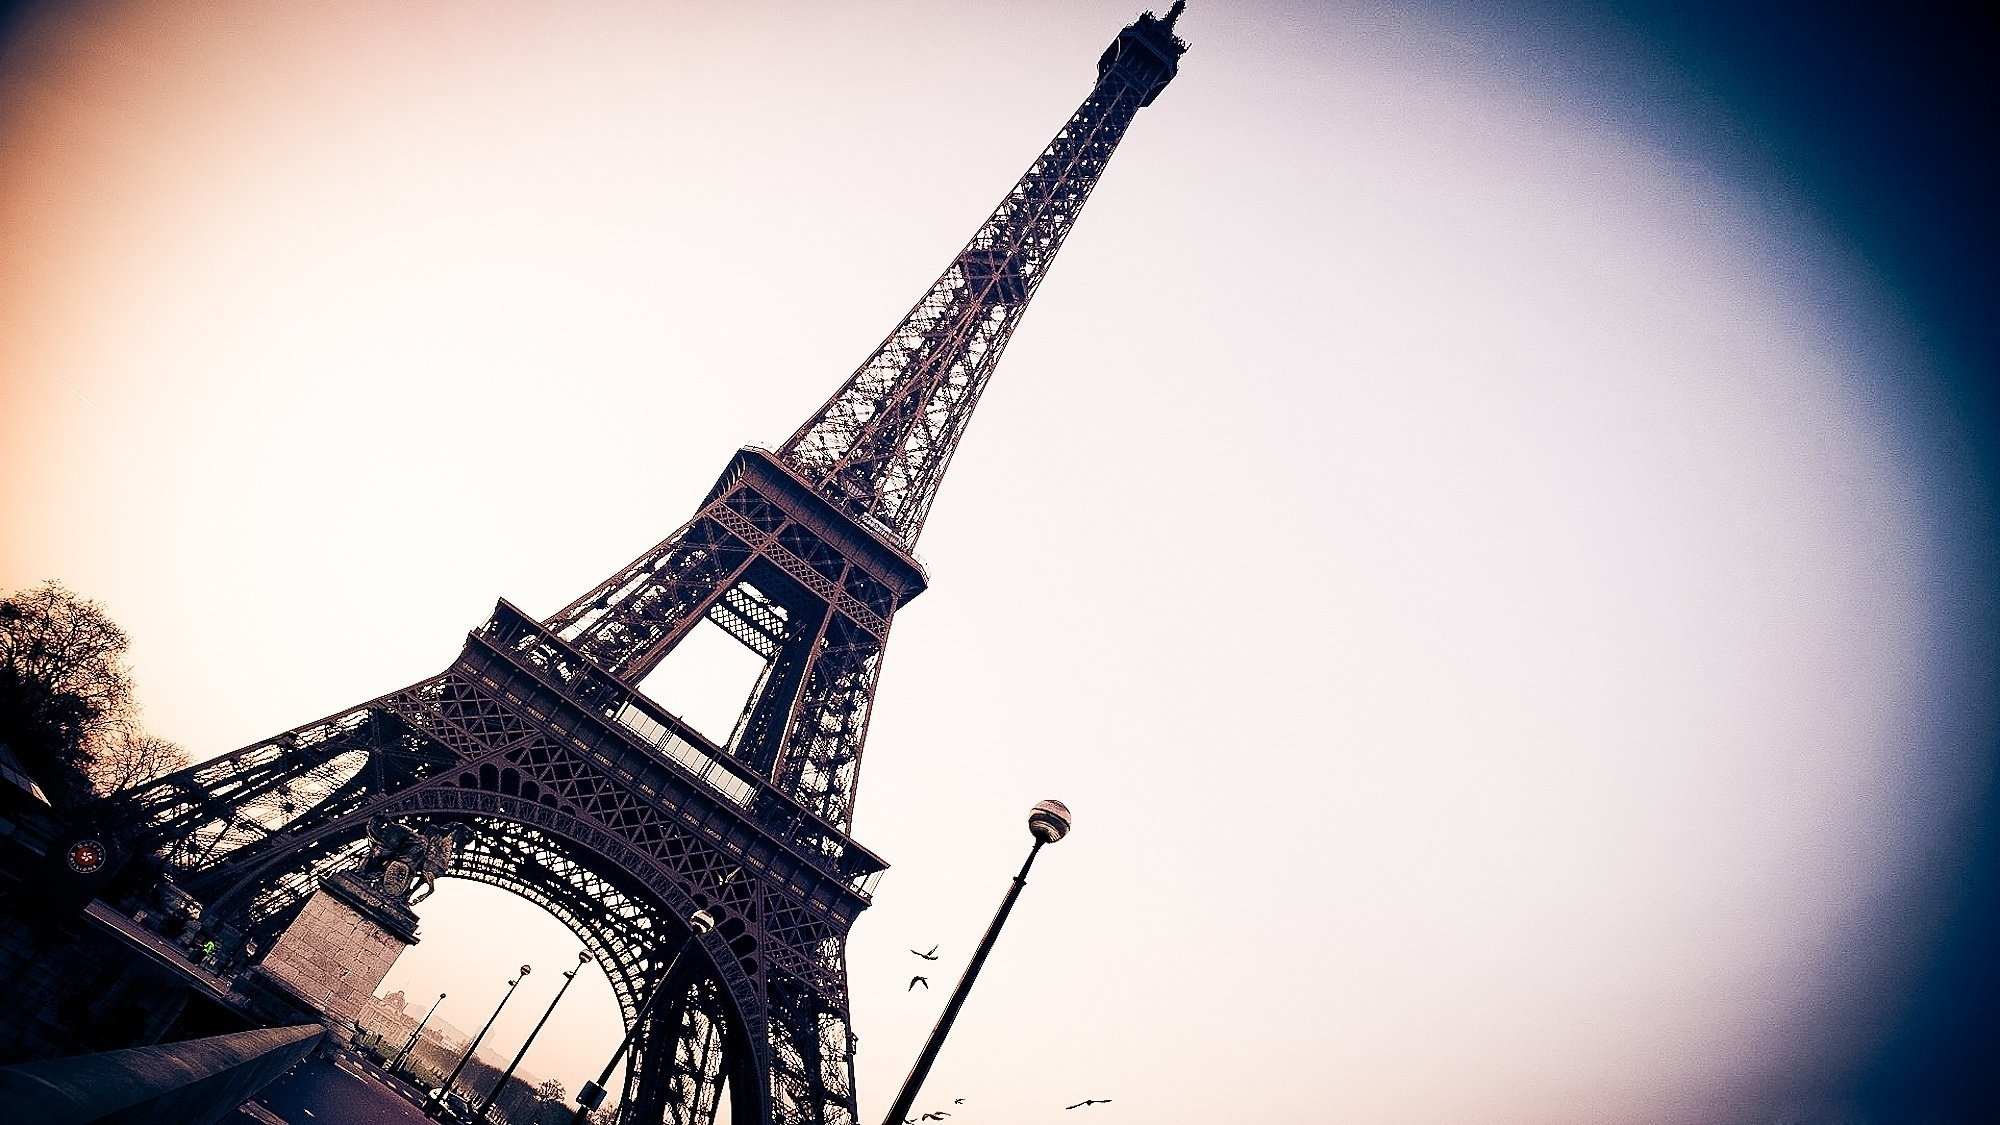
[921,1114,951,1121]
[911,944,940,960]
[908,975,930,990]
[954,1099,965,1104]
[1066,1099,1113,1110]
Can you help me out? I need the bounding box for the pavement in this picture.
[234,1050,438,1125]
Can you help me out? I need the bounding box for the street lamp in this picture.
[879,799,1072,1125]
[432,964,532,1112]
[390,991,447,1075]
[571,910,716,1125]
[476,950,593,1119]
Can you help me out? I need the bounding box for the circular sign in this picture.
[66,838,108,875]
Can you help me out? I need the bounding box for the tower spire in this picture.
[777,8,1188,546]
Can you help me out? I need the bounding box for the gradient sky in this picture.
[2,2,1996,1122]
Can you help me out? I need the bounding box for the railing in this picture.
[614,702,758,807]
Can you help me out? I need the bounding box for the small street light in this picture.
[879,799,1072,1125]
[571,910,715,1125]
[432,964,532,1112]
[476,950,594,1119]
[390,991,447,1075]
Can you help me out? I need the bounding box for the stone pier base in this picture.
[248,874,419,1024]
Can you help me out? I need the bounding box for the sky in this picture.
[2,2,1997,1123]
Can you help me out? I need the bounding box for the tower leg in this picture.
[762,975,857,1125]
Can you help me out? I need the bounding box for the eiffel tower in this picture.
[95,7,1187,1122]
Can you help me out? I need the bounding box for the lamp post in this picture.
[432,964,531,1111]
[476,951,593,1119]
[571,910,715,1125]
[879,800,1072,1125]
[390,991,447,1075]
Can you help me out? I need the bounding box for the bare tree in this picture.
[518,1077,571,1125]
[90,730,190,795]
[0,581,184,806]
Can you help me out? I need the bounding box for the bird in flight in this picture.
[911,944,940,960]
[908,975,930,990]
[920,1114,952,1121]
[954,1099,965,1104]
[1066,1099,1113,1109]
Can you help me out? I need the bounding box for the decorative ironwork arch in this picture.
[442,821,748,1123]
[190,787,772,1124]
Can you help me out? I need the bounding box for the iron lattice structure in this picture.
[97,9,1186,1123]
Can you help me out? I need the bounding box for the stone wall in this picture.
[0,1023,322,1125]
